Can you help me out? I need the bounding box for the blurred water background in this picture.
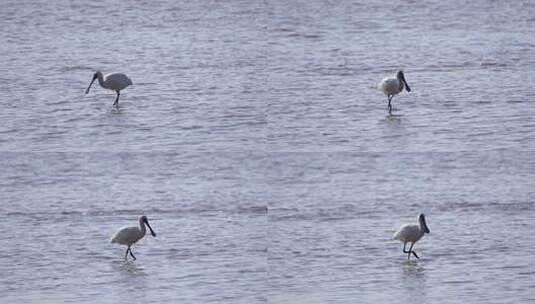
[1,0,535,303]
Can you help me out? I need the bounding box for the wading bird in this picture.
[378,70,411,114]
[392,214,430,260]
[85,71,132,107]
[111,215,156,260]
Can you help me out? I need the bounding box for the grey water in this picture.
[1,0,535,303]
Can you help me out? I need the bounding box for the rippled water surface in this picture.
[1,0,535,303]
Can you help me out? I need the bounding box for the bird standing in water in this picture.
[111,215,156,260]
[392,213,430,260]
[378,70,411,114]
[85,71,132,108]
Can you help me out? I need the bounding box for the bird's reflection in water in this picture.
[109,260,149,303]
[400,260,427,301]
[402,260,426,277]
[111,260,147,277]
[379,112,406,131]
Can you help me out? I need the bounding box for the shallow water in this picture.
[1,0,535,303]
[267,152,535,303]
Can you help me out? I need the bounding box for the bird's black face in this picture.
[143,217,157,237]
[85,73,98,94]
[419,214,430,233]
[398,70,411,92]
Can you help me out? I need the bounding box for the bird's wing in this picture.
[380,77,402,95]
[392,224,406,240]
[381,77,398,87]
[110,226,138,243]
[392,224,419,240]
[104,73,132,90]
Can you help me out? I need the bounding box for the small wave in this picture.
[4,204,267,219]
[435,200,535,213]
[271,27,294,32]
[180,125,203,130]
[480,61,506,67]
[442,280,476,285]
[506,99,526,104]
[58,65,94,72]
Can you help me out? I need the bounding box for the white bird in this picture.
[111,215,156,260]
[85,71,133,107]
[392,213,430,260]
[378,70,411,114]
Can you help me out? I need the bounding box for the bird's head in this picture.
[419,213,430,234]
[85,71,101,94]
[140,215,157,237]
[397,70,411,92]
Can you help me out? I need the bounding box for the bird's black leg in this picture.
[402,242,411,260]
[408,242,419,259]
[129,247,137,260]
[125,246,130,260]
[113,91,120,107]
[387,95,392,114]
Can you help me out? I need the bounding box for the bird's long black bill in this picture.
[146,222,156,237]
[423,221,430,233]
[85,78,96,94]
[402,76,411,92]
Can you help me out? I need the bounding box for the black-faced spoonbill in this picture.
[85,71,132,107]
[378,70,411,114]
[392,214,430,260]
[111,215,156,260]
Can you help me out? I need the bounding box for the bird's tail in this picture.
[371,83,381,90]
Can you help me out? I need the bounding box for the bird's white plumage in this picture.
[379,76,403,96]
[101,73,133,91]
[392,223,424,243]
[111,226,145,246]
